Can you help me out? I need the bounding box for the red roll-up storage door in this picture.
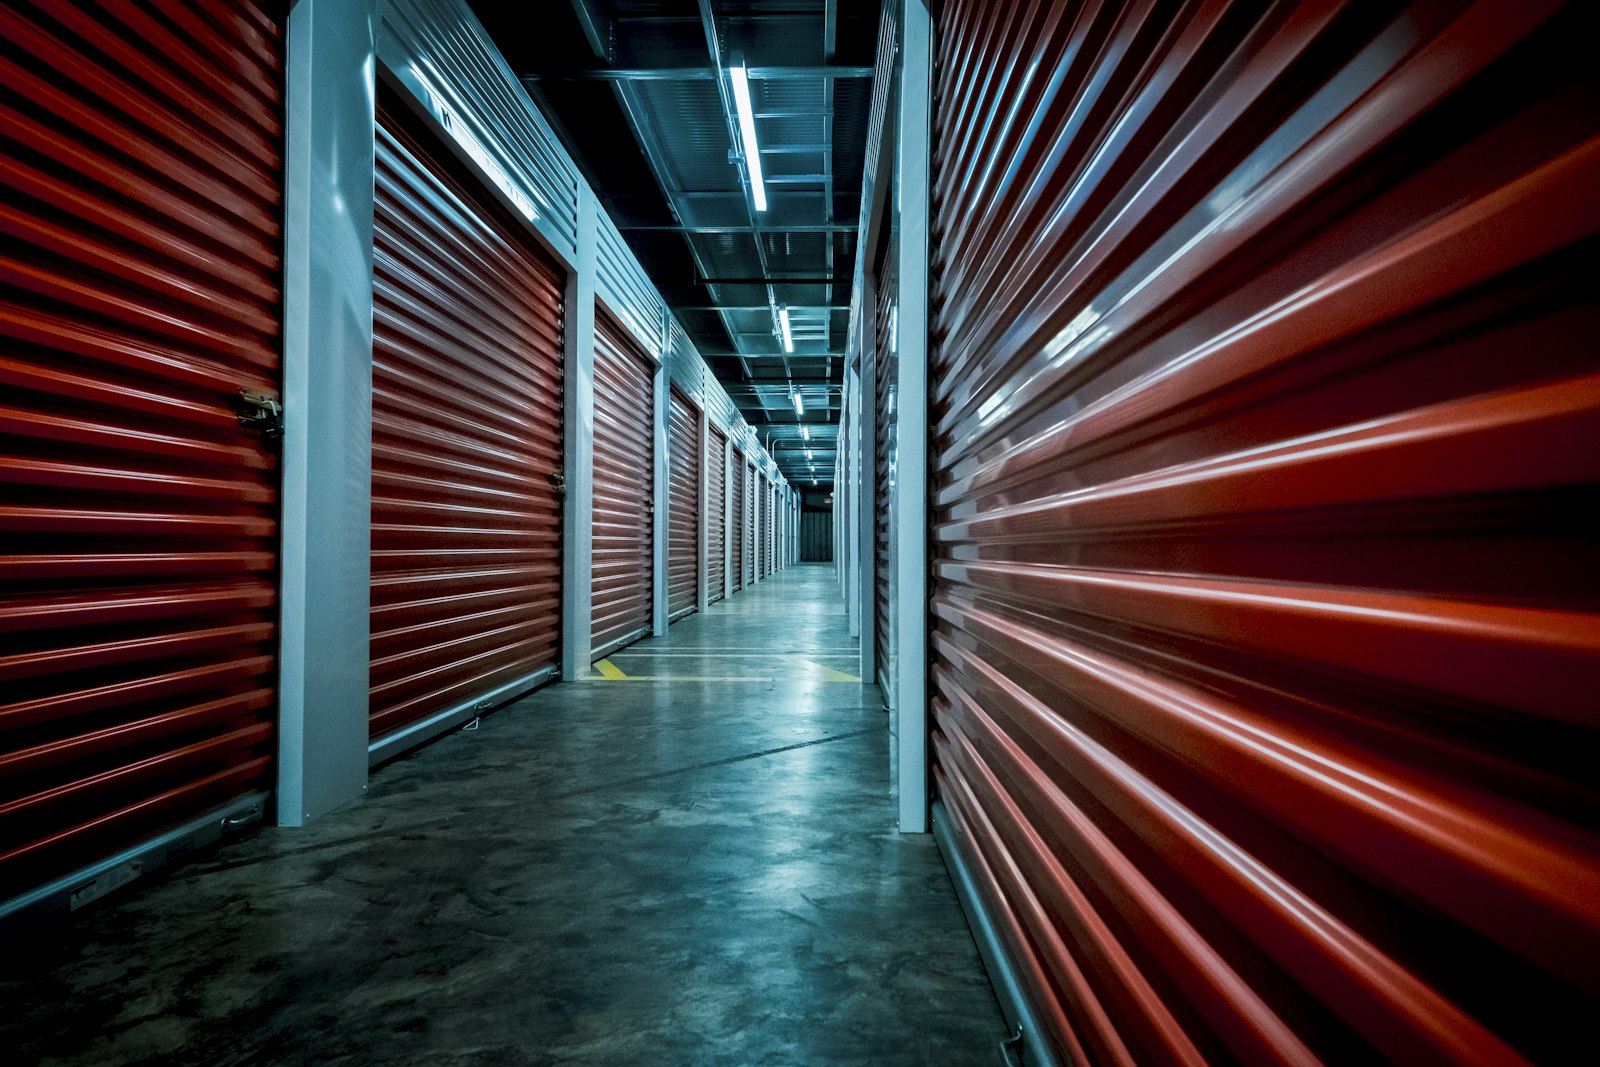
[730,452,745,593]
[666,385,699,621]
[591,310,654,659]
[874,250,896,695]
[707,426,726,604]
[369,89,564,744]
[0,1,284,903]
[929,3,1600,1064]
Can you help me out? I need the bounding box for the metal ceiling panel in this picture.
[631,79,742,193]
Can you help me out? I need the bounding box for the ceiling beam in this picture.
[695,276,837,284]
[619,223,857,234]
[673,305,848,311]
[524,65,874,82]
[720,377,837,386]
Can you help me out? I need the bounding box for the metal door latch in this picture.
[998,1024,1025,1067]
[550,470,568,495]
[236,388,283,438]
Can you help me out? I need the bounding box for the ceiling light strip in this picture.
[728,55,768,212]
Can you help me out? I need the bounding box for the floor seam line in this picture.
[550,728,877,799]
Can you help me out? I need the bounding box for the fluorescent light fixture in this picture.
[778,305,794,353]
[728,55,767,212]
[805,448,812,460]
[792,392,804,415]
[800,425,809,441]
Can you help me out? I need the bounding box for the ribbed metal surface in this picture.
[707,426,727,604]
[0,0,283,897]
[379,0,581,258]
[801,511,832,562]
[929,3,1600,1064]
[597,209,665,359]
[874,251,897,696]
[370,90,564,742]
[666,320,704,405]
[731,455,746,592]
[666,385,699,621]
[747,463,757,587]
[591,309,655,658]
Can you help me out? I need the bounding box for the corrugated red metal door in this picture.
[591,311,654,658]
[666,386,699,621]
[369,90,564,743]
[707,426,727,604]
[0,1,284,903]
[874,249,897,694]
[730,451,745,593]
[929,3,1600,1064]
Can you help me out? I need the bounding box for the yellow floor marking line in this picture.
[586,677,863,683]
[586,653,861,684]
[801,659,861,683]
[607,651,857,659]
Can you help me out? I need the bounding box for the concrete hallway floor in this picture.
[2,563,1007,1066]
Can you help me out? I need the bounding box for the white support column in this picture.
[895,0,933,834]
[697,406,710,612]
[651,361,669,635]
[277,0,378,827]
[560,193,597,679]
[858,277,879,686]
[723,434,734,600]
[844,366,859,634]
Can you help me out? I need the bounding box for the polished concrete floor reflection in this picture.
[2,564,1006,1066]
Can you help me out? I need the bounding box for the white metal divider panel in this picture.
[707,425,727,604]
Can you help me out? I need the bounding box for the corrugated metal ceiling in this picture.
[472,0,881,489]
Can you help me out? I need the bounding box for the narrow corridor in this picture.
[3,565,1005,1066]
